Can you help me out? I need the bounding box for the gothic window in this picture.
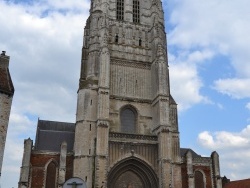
[116,0,124,20]
[133,0,140,23]
[194,171,205,188]
[45,161,57,188]
[120,106,137,133]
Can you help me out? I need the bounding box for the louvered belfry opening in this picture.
[133,0,140,23]
[116,0,124,20]
[120,106,137,133]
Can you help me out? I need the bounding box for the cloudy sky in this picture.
[1,0,250,187]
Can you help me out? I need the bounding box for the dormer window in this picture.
[133,0,140,23]
[116,0,124,20]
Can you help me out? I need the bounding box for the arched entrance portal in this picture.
[107,157,158,188]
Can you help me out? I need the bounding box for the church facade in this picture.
[18,0,222,187]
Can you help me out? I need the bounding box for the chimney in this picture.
[0,51,10,68]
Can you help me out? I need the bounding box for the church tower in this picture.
[74,0,182,187]
[18,0,223,188]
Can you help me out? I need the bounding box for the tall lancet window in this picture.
[45,161,57,188]
[120,106,137,133]
[194,171,205,188]
[116,0,124,20]
[133,0,140,23]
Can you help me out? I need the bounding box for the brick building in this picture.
[18,0,223,187]
[223,177,250,188]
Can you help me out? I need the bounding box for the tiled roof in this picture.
[0,54,14,95]
[34,119,75,152]
[224,179,250,188]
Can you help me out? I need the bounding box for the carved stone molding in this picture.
[188,174,194,178]
[97,120,109,128]
[109,132,157,141]
[111,59,151,70]
[110,95,151,103]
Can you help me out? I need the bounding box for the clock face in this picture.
[63,177,87,188]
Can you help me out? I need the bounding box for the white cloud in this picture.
[167,1,250,180]
[198,130,250,150]
[186,50,214,65]
[167,0,250,182]
[4,139,24,162]
[1,113,37,188]
[169,48,214,110]
[169,62,208,110]
[168,0,250,53]
[214,78,250,99]
[167,0,250,104]
[246,103,250,110]
[0,0,90,187]
[0,0,89,122]
[8,111,35,136]
[198,125,250,180]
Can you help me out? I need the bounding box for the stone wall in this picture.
[110,60,151,100]
[109,98,152,134]
[108,133,158,171]
[0,93,13,176]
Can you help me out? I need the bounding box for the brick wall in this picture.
[30,153,73,187]
[193,165,212,188]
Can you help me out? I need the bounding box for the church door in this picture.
[107,157,158,188]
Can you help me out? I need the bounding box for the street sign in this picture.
[63,177,87,188]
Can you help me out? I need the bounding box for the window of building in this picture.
[116,0,124,20]
[133,0,140,23]
[46,161,57,188]
[115,35,119,43]
[194,171,205,188]
[139,38,142,46]
[120,106,137,133]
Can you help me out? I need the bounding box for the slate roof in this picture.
[34,120,204,158]
[0,53,14,95]
[34,120,75,152]
[180,148,202,158]
[224,179,250,188]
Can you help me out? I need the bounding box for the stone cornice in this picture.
[111,59,151,69]
[31,150,74,156]
[109,132,157,143]
[110,95,151,103]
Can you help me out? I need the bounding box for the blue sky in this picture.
[1,0,250,187]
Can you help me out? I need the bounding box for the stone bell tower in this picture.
[73,0,182,187]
